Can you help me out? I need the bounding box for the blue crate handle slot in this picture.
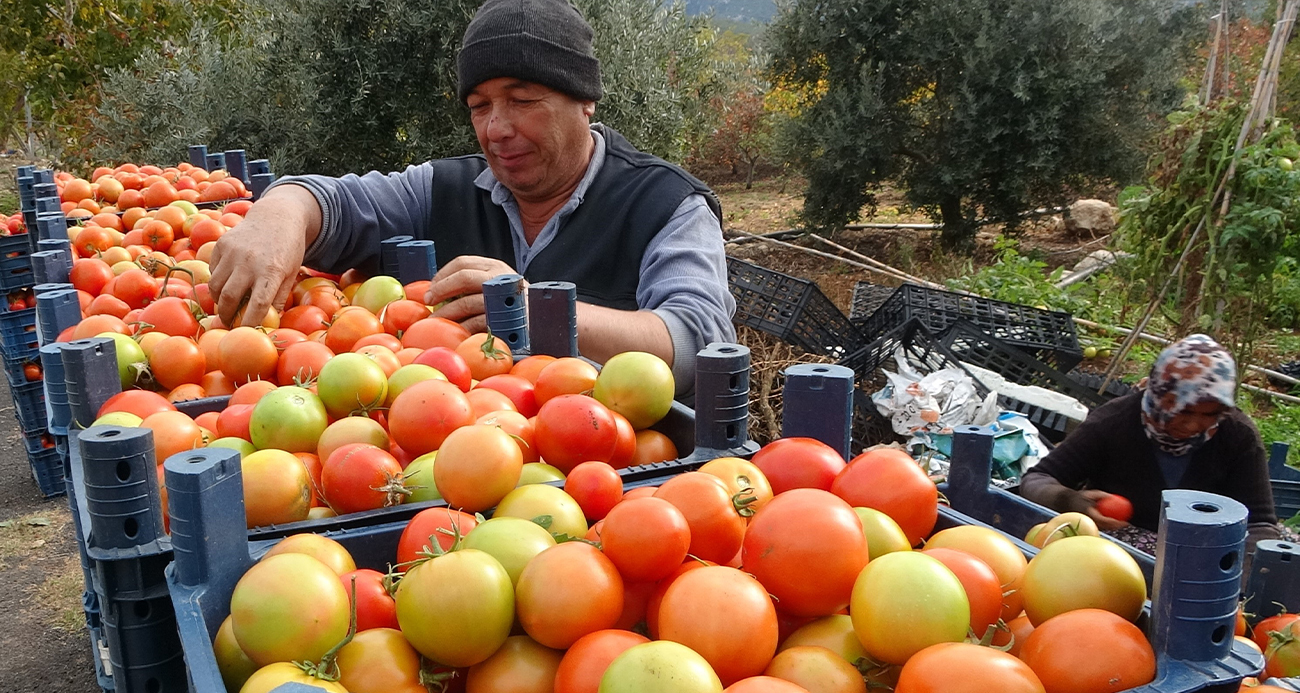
[782,363,855,460]
[396,240,437,284]
[188,145,209,168]
[1243,540,1300,625]
[484,274,529,354]
[527,281,578,358]
[690,342,760,460]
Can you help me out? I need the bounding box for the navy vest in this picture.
[425,125,720,310]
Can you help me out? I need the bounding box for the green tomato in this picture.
[395,548,515,668]
[403,452,443,503]
[352,276,406,314]
[850,551,969,665]
[230,553,350,666]
[1279,157,1294,171]
[779,613,869,664]
[167,199,200,216]
[96,332,147,389]
[207,437,256,458]
[518,462,565,486]
[592,351,674,429]
[248,386,329,453]
[1021,535,1146,625]
[387,364,446,406]
[494,484,587,540]
[853,507,911,560]
[599,641,722,693]
[93,411,143,428]
[316,352,389,418]
[1083,346,1098,359]
[462,516,557,586]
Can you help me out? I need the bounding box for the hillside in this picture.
[686,0,776,23]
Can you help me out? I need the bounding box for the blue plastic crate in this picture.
[22,429,52,456]
[0,233,34,292]
[28,446,64,498]
[4,349,40,388]
[88,622,115,692]
[12,379,48,433]
[0,306,39,355]
[1269,442,1300,521]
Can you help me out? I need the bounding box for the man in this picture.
[208,0,735,394]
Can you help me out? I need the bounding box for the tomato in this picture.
[510,354,556,384]
[98,332,148,389]
[72,314,130,341]
[356,345,402,379]
[894,642,1044,693]
[380,299,431,337]
[631,429,679,466]
[991,614,1035,657]
[277,340,335,386]
[353,331,403,354]
[495,483,589,539]
[751,438,846,495]
[831,447,935,545]
[654,472,746,564]
[336,627,425,693]
[853,507,910,559]
[262,533,356,576]
[337,569,399,632]
[216,404,254,441]
[517,542,623,649]
[920,547,1004,640]
[317,352,390,417]
[926,526,1029,623]
[699,456,773,517]
[555,629,650,693]
[325,308,384,353]
[281,305,331,335]
[402,316,471,351]
[1094,493,1134,523]
[219,327,279,385]
[779,614,868,664]
[465,635,564,693]
[301,285,347,318]
[414,346,474,391]
[462,516,558,586]
[466,386,518,418]
[1021,536,1146,625]
[535,394,619,472]
[433,424,523,512]
[1266,620,1300,678]
[476,410,539,463]
[148,336,205,390]
[851,552,969,665]
[98,389,176,420]
[1019,608,1154,691]
[607,411,637,469]
[351,276,405,314]
[394,548,515,667]
[456,333,513,381]
[742,488,869,617]
[592,351,674,429]
[387,379,475,455]
[141,410,204,463]
[599,641,723,693]
[71,258,116,295]
[600,496,691,582]
[519,461,566,486]
[1255,614,1300,652]
[230,553,350,665]
[87,293,131,319]
[535,357,599,405]
[476,374,539,417]
[241,449,313,527]
[317,416,389,466]
[396,507,479,568]
[249,386,329,453]
[762,646,864,693]
[114,268,159,309]
[565,462,623,521]
[295,451,325,505]
[660,566,779,684]
[293,277,336,305]
[725,677,812,693]
[138,295,200,338]
[268,328,308,353]
[214,615,259,693]
[322,444,407,514]
[240,663,347,693]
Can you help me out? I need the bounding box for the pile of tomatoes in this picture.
[205,437,1191,693]
[52,162,253,221]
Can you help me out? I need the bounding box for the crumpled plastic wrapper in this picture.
[871,350,1000,437]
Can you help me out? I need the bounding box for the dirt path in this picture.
[0,375,99,692]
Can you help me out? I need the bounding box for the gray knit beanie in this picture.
[457,0,603,103]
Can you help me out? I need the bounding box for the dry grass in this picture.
[736,326,836,445]
[35,553,86,634]
[0,509,69,570]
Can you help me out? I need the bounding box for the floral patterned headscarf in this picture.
[1140,334,1237,456]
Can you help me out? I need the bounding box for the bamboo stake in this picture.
[724,230,927,287]
[803,234,946,290]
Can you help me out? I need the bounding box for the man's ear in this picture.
[582,101,596,118]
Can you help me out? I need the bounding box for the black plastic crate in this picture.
[849,280,898,322]
[727,257,862,359]
[29,446,64,498]
[0,307,39,355]
[1064,370,1137,401]
[12,379,48,433]
[938,319,1108,408]
[860,283,1083,370]
[838,319,992,448]
[0,234,34,292]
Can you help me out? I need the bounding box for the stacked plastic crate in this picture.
[10,166,65,496]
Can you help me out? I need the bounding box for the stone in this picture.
[1064,199,1117,236]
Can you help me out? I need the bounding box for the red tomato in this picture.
[433,425,523,513]
[742,488,870,617]
[534,357,598,405]
[1094,493,1134,522]
[219,327,279,385]
[653,472,746,564]
[456,333,513,382]
[554,629,649,693]
[413,346,473,392]
[608,411,637,469]
[465,635,563,693]
[630,429,679,466]
[475,374,538,417]
[465,386,517,419]
[600,496,692,583]
[894,642,1045,693]
[831,447,936,546]
[98,390,178,420]
[475,410,538,464]
[645,560,714,638]
[401,316,470,351]
[335,627,425,693]
[215,404,254,442]
[380,300,431,337]
[140,410,204,464]
[387,379,476,456]
[564,462,623,521]
[321,444,407,515]
[510,355,556,384]
[281,305,331,335]
[87,293,131,319]
[920,547,1004,640]
[113,268,159,310]
[1019,609,1154,691]
[340,568,400,632]
[325,309,383,353]
[1254,614,1300,652]
[150,336,206,390]
[395,508,479,569]
[534,394,618,473]
[230,380,277,406]
[751,437,846,494]
[659,566,779,685]
[353,332,403,354]
[277,340,335,386]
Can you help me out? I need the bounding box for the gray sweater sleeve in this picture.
[267,163,434,276]
[642,194,737,390]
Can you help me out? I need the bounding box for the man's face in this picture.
[467,78,596,203]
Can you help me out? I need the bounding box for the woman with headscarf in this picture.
[1020,334,1280,550]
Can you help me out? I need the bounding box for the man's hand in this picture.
[425,255,520,334]
[209,185,322,328]
[1079,489,1130,532]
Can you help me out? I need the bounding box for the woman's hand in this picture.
[1079,489,1129,532]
